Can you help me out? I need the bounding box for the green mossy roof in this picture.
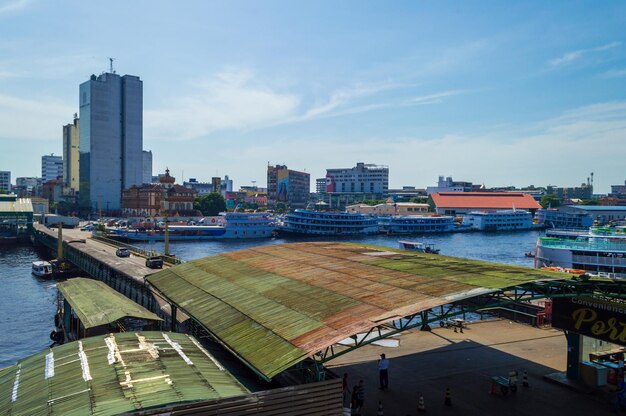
[147,242,567,380]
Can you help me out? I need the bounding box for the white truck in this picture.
[42,214,80,228]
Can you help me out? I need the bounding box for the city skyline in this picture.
[1,1,625,193]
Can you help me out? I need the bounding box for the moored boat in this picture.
[398,240,440,254]
[109,212,275,241]
[535,226,626,278]
[32,261,53,278]
[277,209,379,236]
[378,215,456,234]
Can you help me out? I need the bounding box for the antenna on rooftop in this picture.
[108,57,115,74]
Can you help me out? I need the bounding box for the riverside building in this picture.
[79,71,143,212]
[267,164,310,209]
[325,162,388,196]
[41,154,63,184]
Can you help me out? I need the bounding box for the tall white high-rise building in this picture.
[79,72,143,211]
[142,150,153,184]
[41,154,63,183]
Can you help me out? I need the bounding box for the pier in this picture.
[32,223,178,328]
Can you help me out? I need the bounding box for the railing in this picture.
[539,237,626,252]
[92,233,183,265]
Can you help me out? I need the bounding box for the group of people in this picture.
[342,353,390,414]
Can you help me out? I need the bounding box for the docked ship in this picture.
[461,210,540,231]
[110,212,275,241]
[535,226,626,278]
[277,210,379,236]
[535,208,593,229]
[378,215,455,234]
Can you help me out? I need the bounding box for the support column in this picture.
[57,225,63,260]
[170,305,177,332]
[565,331,581,380]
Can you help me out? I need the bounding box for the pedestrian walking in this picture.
[378,353,390,390]
[356,380,365,411]
[342,373,352,409]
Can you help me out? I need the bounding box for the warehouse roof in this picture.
[57,277,162,329]
[146,242,564,380]
[431,192,541,210]
[0,196,33,214]
[0,332,250,416]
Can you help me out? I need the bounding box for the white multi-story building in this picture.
[79,71,143,212]
[142,150,153,184]
[426,176,475,195]
[325,162,388,195]
[0,171,10,193]
[62,114,80,191]
[41,154,63,183]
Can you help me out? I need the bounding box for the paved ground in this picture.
[327,319,618,415]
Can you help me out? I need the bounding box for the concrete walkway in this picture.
[328,319,617,415]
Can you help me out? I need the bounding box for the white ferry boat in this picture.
[278,210,379,236]
[32,261,53,278]
[462,210,538,231]
[378,215,455,234]
[535,226,626,278]
[110,212,275,241]
[398,240,440,254]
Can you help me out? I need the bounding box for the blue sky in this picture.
[1,1,625,193]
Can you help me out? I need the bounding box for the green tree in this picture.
[540,194,561,208]
[410,197,428,204]
[194,193,227,216]
[274,202,287,214]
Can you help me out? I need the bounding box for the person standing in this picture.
[378,353,390,390]
[356,380,365,412]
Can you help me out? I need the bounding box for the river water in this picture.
[0,230,541,368]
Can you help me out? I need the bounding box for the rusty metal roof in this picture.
[57,277,162,329]
[0,332,249,416]
[146,242,565,380]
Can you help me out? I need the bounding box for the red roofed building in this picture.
[431,192,541,216]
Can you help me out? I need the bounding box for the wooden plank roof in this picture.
[57,277,162,329]
[146,242,565,380]
[0,332,249,416]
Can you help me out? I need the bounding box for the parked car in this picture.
[80,224,94,231]
[145,256,163,269]
[116,247,131,258]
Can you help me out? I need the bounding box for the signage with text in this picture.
[552,297,626,346]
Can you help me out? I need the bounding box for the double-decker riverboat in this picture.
[277,210,379,236]
[378,215,455,234]
[535,226,626,278]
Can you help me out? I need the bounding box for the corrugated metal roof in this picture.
[0,198,33,214]
[146,242,565,380]
[431,192,541,209]
[0,332,250,416]
[57,278,162,329]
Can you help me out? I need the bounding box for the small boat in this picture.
[398,240,440,254]
[32,261,53,278]
[524,252,534,258]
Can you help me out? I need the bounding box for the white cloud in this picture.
[187,99,626,193]
[549,41,621,67]
[145,69,465,141]
[0,94,74,140]
[0,0,28,14]
[145,69,300,141]
[602,69,626,78]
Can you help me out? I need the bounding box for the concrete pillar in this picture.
[565,331,581,380]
